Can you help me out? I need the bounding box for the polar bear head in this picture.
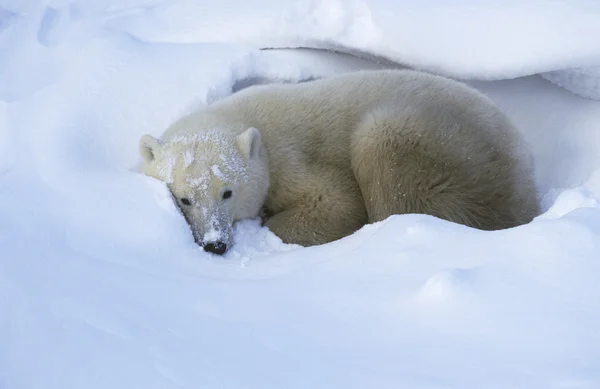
[139,128,269,255]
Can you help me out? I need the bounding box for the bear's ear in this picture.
[139,134,163,164]
[236,127,262,160]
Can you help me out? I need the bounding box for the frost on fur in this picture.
[139,127,269,254]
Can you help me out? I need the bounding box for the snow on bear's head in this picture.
[139,128,269,255]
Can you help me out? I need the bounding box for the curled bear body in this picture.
[139,69,540,254]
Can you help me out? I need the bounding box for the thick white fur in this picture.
[140,69,539,252]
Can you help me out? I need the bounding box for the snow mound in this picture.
[99,0,600,99]
[542,66,600,100]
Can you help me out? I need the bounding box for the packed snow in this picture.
[1,1,600,388]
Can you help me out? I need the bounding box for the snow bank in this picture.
[1,0,600,388]
[100,0,600,99]
[4,0,600,99]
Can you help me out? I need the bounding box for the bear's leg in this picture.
[350,110,525,230]
[265,171,368,246]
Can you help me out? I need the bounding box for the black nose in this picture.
[203,241,228,255]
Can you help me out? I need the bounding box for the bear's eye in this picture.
[222,190,232,200]
[180,198,191,206]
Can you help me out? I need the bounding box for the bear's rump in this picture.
[349,105,536,230]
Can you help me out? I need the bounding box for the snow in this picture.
[99,0,600,99]
[210,165,223,178]
[1,1,600,388]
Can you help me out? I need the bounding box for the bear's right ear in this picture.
[139,134,163,164]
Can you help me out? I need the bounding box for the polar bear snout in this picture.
[187,209,233,255]
[190,226,231,255]
[192,228,232,255]
[203,241,228,255]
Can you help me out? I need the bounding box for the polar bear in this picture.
[139,69,539,255]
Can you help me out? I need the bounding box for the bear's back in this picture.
[211,70,525,173]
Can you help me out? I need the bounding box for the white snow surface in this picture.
[31,0,600,98]
[1,1,600,388]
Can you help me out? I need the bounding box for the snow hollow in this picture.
[1,1,600,388]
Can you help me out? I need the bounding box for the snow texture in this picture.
[97,0,600,99]
[1,1,600,389]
